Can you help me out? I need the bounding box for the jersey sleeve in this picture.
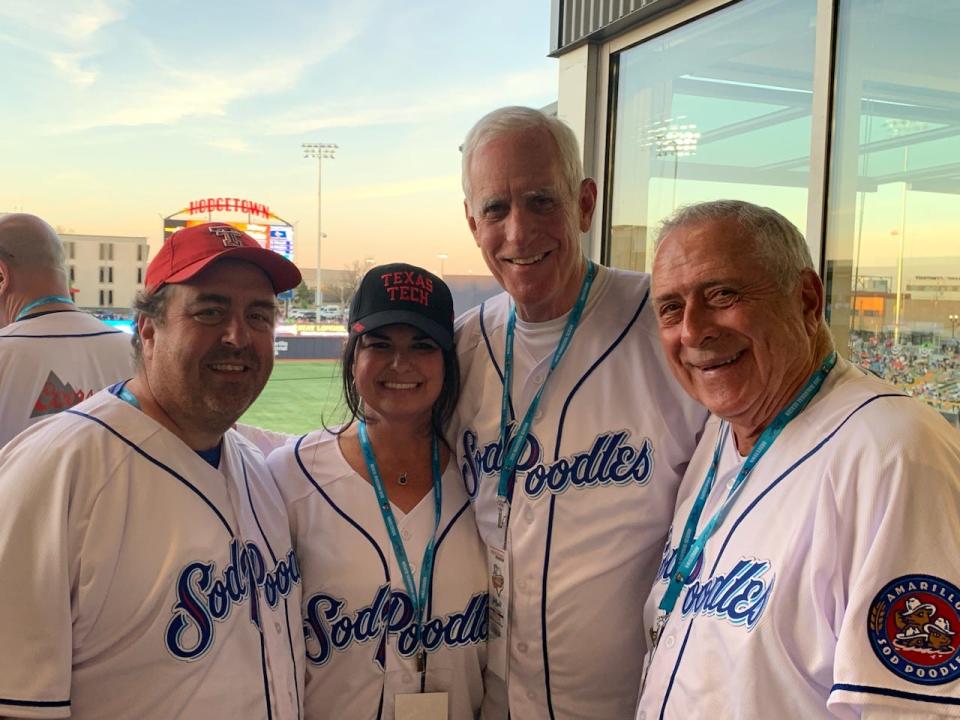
[828,402,960,717]
[0,433,77,718]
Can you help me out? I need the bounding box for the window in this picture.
[137,267,143,284]
[99,267,104,283]
[69,266,75,282]
[824,1,960,415]
[108,266,113,283]
[99,289,105,306]
[67,242,74,260]
[137,244,147,262]
[604,0,817,272]
[108,290,113,306]
[99,243,114,261]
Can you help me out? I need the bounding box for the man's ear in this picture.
[577,178,598,233]
[798,268,825,338]
[0,257,10,295]
[138,314,156,359]
[464,199,480,247]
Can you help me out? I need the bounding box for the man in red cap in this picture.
[0,223,306,720]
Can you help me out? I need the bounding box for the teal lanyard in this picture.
[659,351,838,615]
[358,421,442,672]
[15,294,73,322]
[114,383,142,410]
[497,261,597,500]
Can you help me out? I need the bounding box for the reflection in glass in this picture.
[825,1,960,421]
[605,0,816,272]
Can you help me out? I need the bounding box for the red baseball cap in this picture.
[145,222,302,293]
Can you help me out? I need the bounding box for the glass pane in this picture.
[825,1,960,422]
[606,0,817,272]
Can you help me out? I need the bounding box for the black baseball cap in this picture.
[349,263,454,349]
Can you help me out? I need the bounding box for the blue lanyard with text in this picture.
[658,351,838,616]
[358,420,442,675]
[496,261,596,510]
[15,294,73,322]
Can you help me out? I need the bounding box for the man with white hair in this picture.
[454,106,707,719]
[0,213,132,447]
[637,199,960,719]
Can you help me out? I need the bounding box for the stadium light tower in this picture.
[302,142,337,311]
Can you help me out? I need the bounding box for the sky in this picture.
[0,0,559,276]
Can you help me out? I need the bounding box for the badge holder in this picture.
[487,498,512,686]
[395,691,449,720]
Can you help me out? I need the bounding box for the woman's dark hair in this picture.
[332,331,460,445]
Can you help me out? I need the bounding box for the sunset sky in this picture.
[0,0,558,276]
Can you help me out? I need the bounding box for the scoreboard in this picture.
[163,219,295,262]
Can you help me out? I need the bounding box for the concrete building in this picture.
[62,233,148,311]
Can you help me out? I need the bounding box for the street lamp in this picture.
[949,314,959,339]
[437,252,448,278]
[642,117,700,210]
[302,142,337,312]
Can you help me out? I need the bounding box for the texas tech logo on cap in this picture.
[380,269,434,307]
[209,225,246,247]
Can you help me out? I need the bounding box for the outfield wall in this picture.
[274,335,345,360]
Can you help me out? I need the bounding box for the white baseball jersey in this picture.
[0,310,133,447]
[0,390,305,720]
[268,429,487,720]
[637,357,960,720]
[453,265,708,719]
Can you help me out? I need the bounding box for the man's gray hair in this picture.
[130,285,172,364]
[655,200,815,291]
[461,106,584,207]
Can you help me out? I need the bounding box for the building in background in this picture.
[550,0,960,422]
[62,233,148,312]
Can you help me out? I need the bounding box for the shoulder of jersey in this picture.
[793,361,960,493]
[267,425,355,500]
[454,291,509,355]
[602,264,651,284]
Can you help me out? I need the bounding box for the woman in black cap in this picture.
[268,263,486,719]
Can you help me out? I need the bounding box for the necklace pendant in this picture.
[398,473,408,486]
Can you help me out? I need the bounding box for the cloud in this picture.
[208,137,252,154]
[55,5,371,131]
[0,0,127,87]
[0,0,125,39]
[49,53,99,87]
[66,0,125,39]
[263,65,558,134]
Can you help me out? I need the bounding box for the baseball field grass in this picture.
[240,359,350,435]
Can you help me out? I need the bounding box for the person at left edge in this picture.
[0,222,306,720]
[267,263,486,720]
[0,213,133,448]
